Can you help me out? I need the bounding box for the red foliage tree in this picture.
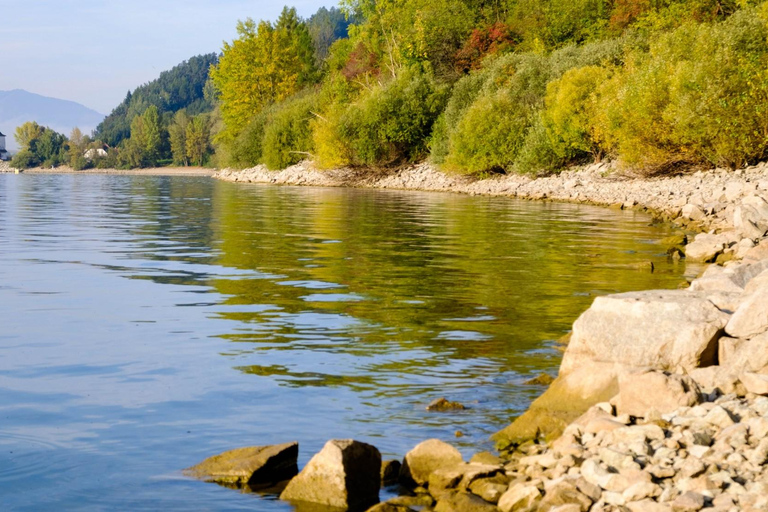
[454,23,520,73]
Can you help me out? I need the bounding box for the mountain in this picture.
[0,90,105,152]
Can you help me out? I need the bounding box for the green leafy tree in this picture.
[68,127,90,170]
[185,115,211,166]
[210,9,318,147]
[169,110,191,166]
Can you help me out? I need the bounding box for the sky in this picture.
[0,0,335,115]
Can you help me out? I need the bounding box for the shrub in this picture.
[262,91,318,170]
[313,67,448,168]
[601,10,768,169]
[544,65,610,158]
[443,92,532,173]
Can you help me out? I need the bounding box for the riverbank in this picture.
[214,161,768,511]
[0,162,215,176]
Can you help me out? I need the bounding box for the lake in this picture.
[0,174,693,510]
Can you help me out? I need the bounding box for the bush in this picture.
[600,10,768,169]
[262,92,318,170]
[544,65,610,158]
[228,109,271,168]
[10,149,38,170]
[443,92,532,173]
[313,67,448,168]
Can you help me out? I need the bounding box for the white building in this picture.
[84,148,108,160]
[0,132,10,161]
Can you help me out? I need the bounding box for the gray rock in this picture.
[400,439,463,486]
[280,439,381,510]
[615,371,701,417]
[183,442,298,487]
[561,290,729,376]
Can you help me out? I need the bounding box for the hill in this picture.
[0,90,105,152]
[95,53,218,147]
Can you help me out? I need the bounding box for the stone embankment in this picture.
[207,161,768,511]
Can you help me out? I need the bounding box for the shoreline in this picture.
[214,161,768,235]
[213,161,768,511]
[0,162,216,177]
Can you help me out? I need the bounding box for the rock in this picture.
[538,480,593,511]
[400,439,463,486]
[386,495,435,507]
[740,372,768,395]
[434,491,498,512]
[366,503,416,512]
[493,363,621,449]
[725,288,768,338]
[498,484,542,512]
[427,398,466,411]
[280,439,381,510]
[183,442,299,487]
[427,463,502,494]
[623,482,661,502]
[671,491,705,511]
[627,499,672,512]
[682,204,706,222]
[560,290,729,375]
[470,451,504,466]
[745,268,768,294]
[381,459,401,486]
[733,205,768,239]
[688,366,743,395]
[685,233,729,262]
[615,371,701,417]
[469,477,509,503]
[525,373,556,386]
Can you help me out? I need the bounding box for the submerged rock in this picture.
[427,398,467,411]
[183,442,299,488]
[525,373,556,386]
[280,439,381,511]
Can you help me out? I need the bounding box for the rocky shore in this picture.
[205,161,768,511]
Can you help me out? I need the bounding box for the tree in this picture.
[169,110,191,166]
[69,127,90,170]
[14,122,44,150]
[210,10,318,145]
[185,115,210,166]
[128,105,162,167]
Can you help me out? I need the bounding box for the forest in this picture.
[12,1,768,174]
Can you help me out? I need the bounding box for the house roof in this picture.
[0,132,5,137]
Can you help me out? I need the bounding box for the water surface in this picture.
[0,174,692,510]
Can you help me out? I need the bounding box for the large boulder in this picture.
[400,439,463,487]
[183,442,298,488]
[560,290,729,376]
[718,331,768,374]
[725,288,768,338]
[614,370,701,417]
[280,439,381,510]
[685,233,729,262]
[493,363,622,449]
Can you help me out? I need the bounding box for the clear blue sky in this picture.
[0,1,335,114]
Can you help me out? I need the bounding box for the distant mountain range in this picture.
[0,90,105,152]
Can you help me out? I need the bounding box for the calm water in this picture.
[0,174,693,510]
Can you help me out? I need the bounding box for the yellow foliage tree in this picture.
[210,8,317,147]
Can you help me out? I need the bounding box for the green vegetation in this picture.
[16,0,763,173]
[207,0,768,176]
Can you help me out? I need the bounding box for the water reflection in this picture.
[0,174,690,510]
